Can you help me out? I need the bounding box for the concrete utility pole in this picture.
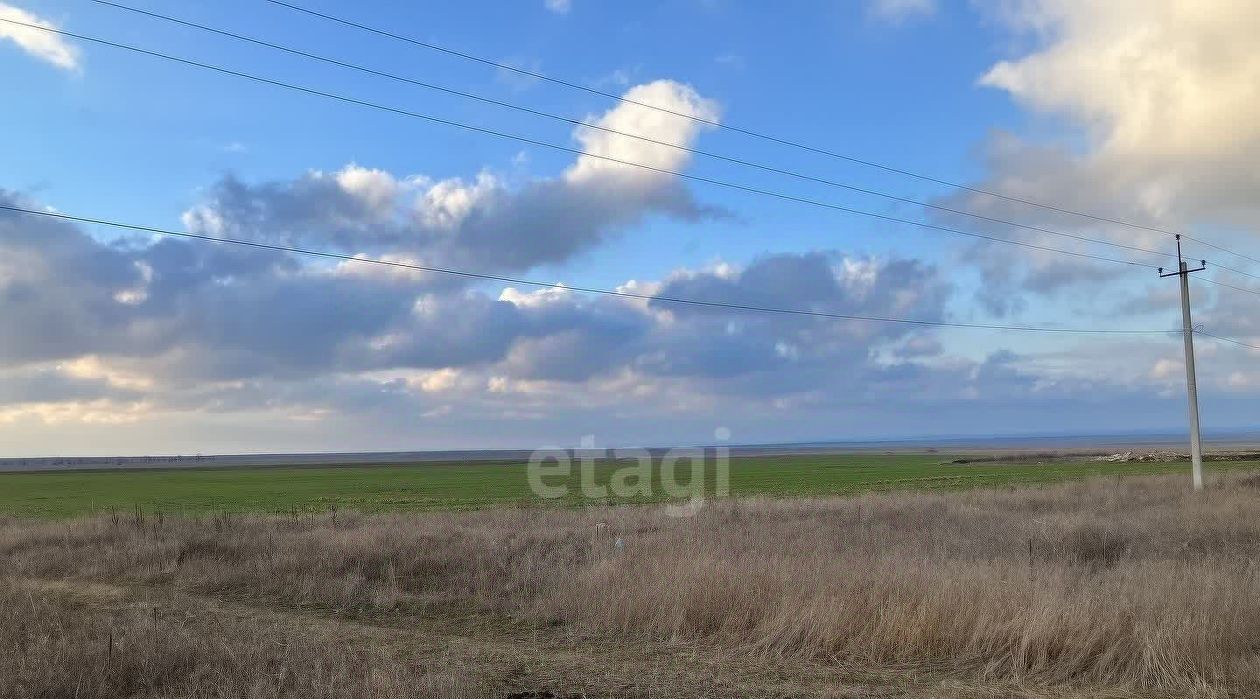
[1159,235,1206,491]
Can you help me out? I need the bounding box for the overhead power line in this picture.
[78,6,1260,294]
[1197,277,1260,298]
[1196,330,1260,352]
[5,202,1253,351]
[87,0,1174,265]
[9,17,1258,330]
[1,17,1160,272]
[262,0,1260,270]
[0,202,1177,337]
[1210,261,1260,282]
[7,19,1253,342]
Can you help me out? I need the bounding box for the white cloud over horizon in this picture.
[3,22,1259,461]
[5,179,1256,456]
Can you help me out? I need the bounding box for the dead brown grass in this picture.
[0,581,491,698]
[3,472,1260,697]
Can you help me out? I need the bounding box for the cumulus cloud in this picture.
[565,80,720,184]
[924,0,1260,314]
[0,2,79,71]
[963,0,1260,234]
[9,182,1058,442]
[981,1,1260,164]
[8,40,1260,452]
[181,81,724,274]
[11,179,1247,455]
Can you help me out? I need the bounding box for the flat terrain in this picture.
[6,452,1260,696]
[5,472,1260,697]
[1,452,1257,517]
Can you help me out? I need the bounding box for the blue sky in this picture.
[1,0,1258,455]
[6,1,1011,263]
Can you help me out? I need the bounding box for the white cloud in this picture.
[498,284,571,308]
[7,197,1029,443]
[413,171,499,231]
[981,1,1260,162]
[867,0,937,24]
[969,0,1260,232]
[334,164,400,214]
[1150,358,1183,381]
[0,2,79,71]
[59,356,154,391]
[929,0,1260,314]
[566,80,720,186]
[0,399,151,425]
[544,0,571,14]
[412,368,463,393]
[182,80,725,275]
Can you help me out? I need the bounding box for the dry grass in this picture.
[4,472,1260,696]
[0,581,491,699]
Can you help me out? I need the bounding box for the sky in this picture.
[1,0,1258,456]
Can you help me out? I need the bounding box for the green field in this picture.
[2,453,1255,518]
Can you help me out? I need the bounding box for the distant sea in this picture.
[2,429,1258,473]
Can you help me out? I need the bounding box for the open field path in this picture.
[7,575,1185,699]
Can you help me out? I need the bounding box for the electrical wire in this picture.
[87,0,1176,265]
[0,17,1160,272]
[262,0,1260,270]
[1197,277,1260,298]
[6,16,1254,348]
[90,2,1260,297]
[1196,330,1260,352]
[0,203,1181,337]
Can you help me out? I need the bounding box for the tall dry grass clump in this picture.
[4,472,1260,693]
[0,581,488,699]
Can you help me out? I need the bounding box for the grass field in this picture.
[7,472,1260,697]
[1,452,1256,518]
